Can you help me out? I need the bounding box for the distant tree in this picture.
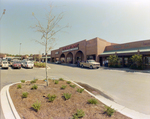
[31,5,68,86]
[30,54,33,56]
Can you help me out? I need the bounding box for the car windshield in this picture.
[88,60,95,62]
[14,61,20,64]
[28,62,33,64]
[3,62,8,64]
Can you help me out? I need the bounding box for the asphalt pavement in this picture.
[1,64,150,118]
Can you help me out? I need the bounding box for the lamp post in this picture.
[19,43,22,56]
[0,9,6,21]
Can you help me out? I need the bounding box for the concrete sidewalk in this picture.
[100,66,150,73]
[1,81,150,119]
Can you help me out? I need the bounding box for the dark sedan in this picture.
[12,61,21,69]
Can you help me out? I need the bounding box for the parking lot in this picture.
[1,63,150,117]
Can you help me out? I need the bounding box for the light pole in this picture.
[0,9,6,21]
[19,43,22,56]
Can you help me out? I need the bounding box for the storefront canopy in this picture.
[100,47,150,56]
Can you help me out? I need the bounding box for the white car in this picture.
[22,61,34,69]
[1,61,9,69]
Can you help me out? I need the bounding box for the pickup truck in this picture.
[80,60,100,69]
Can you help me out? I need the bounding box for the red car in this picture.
[12,61,21,69]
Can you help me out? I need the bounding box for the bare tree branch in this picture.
[31,5,68,86]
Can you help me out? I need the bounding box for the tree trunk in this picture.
[46,34,48,86]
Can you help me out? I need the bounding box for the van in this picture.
[2,61,9,69]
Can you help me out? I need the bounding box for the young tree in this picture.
[31,5,68,86]
[107,55,119,67]
[130,54,143,69]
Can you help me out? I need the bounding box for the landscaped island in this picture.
[9,79,130,119]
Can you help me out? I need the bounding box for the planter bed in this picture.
[9,79,130,119]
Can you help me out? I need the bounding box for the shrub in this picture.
[34,79,38,81]
[70,84,76,88]
[77,88,84,93]
[54,80,59,84]
[17,84,22,89]
[67,81,71,84]
[21,80,25,83]
[32,100,41,112]
[72,109,85,119]
[43,78,46,81]
[30,79,38,83]
[63,93,72,100]
[31,85,38,90]
[61,85,67,89]
[34,62,46,67]
[104,106,115,117]
[22,92,29,98]
[59,78,64,81]
[47,94,57,102]
[88,98,98,104]
[107,55,119,67]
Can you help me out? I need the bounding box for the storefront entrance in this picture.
[60,53,65,63]
[75,51,84,63]
[66,52,73,63]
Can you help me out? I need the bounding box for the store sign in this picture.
[62,44,79,53]
[55,52,59,55]
[143,41,150,46]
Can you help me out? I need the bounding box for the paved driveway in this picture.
[1,64,150,118]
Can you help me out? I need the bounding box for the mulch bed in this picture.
[9,79,131,119]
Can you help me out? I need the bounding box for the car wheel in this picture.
[81,64,84,68]
[89,65,93,69]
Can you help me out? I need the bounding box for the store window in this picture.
[145,56,150,65]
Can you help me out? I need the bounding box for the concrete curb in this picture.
[6,83,21,119]
[71,81,150,119]
[1,80,150,119]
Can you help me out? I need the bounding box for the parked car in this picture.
[55,61,61,64]
[1,61,9,69]
[22,61,34,69]
[80,60,100,69]
[12,61,21,69]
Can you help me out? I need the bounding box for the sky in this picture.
[0,0,150,55]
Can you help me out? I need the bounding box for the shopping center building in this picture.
[51,37,150,69]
